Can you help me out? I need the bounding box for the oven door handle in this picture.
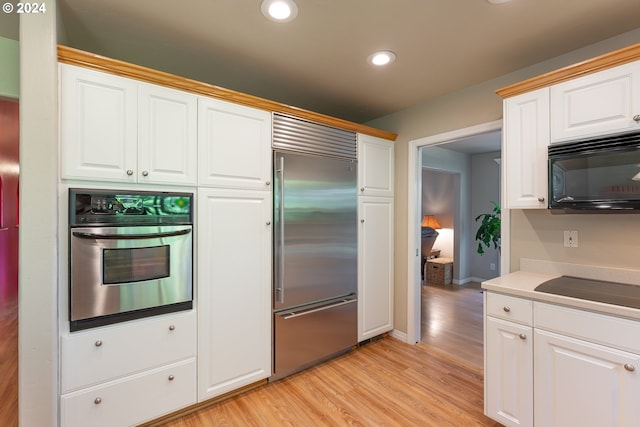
[72,228,192,240]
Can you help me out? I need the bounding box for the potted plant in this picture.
[475,201,501,255]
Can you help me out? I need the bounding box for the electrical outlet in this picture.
[490,263,496,271]
[564,230,578,248]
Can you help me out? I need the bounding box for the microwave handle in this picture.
[72,228,192,240]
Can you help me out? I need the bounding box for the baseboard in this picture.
[389,328,409,344]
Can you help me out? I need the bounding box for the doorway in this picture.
[407,120,506,346]
[0,98,19,427]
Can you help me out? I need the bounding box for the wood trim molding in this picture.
[57,45,397,141]
[496,42,640,98]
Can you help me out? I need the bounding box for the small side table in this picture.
[425,257,453,286]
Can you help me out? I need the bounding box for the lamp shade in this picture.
[421,215,442,229]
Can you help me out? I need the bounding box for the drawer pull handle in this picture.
[94,340,103,347]
[94,397,102,405]
[519,333,527,340]
[503,306,511,313]
[168,325,175,331]
[168,375,175,381]
[625,363,635,372]
[537,197,545,202]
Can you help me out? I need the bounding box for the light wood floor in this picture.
[157,282,498,427]
[420,281,485,372]
[0,295,18,427]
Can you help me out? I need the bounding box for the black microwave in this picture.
[548,130,640,212]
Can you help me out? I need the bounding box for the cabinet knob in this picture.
[360,187,365,192]
[126,170,134,176]
[503,306,511,313]
[519,333,527,340]
[624,363,635,372]
[266,221,271,226]
[360,219,365,223]
[537,197,545,202]
[94,397,102,405]
[168,375,175,381]
[265,181,271,186]
[141,170,149,177]
[168,325,175,331]
[94,340,103,347]
[633,114,640,122]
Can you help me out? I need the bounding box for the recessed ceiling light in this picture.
[367,51,396,66]
[487,0,512,3]
[261,0,298,22]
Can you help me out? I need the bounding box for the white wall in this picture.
[19,1,59,425]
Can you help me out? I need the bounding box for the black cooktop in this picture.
[535,276,640,310]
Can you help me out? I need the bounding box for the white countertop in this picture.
[482,259,640,321]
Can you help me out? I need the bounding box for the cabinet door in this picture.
[198,98,272,190]
[138,82,197,185]
[504,88,550,209]
[358,196,393,341]
[358,134,394,197]
[550,61,640,143]
[197,188,272,400]
[60,64,137,182]
[485,317,533,427]
[534,329,640,427]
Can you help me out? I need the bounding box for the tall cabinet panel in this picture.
[197,188,272,400]
[357,135,394,342]
[198,97,272,190]
[504,88,550,209]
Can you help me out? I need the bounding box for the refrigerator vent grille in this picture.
[272,113,357,160]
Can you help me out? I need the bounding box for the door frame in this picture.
[406,119,505,344]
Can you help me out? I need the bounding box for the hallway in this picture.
[420,281,484,372]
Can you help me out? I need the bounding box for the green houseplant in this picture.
[475,201,501,255]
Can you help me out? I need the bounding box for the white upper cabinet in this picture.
[60,64,138,182]
[198,97,272,190]
[60,64,197,185]
[358,134,394,197]
[550,60,640,143]
[137,82,197,185]
[504,87,550,209]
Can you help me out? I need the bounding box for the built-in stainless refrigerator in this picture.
[271,114,358,379]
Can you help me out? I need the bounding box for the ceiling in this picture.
[2,1,639,127]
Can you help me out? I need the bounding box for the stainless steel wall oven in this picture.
[68,188,193,331]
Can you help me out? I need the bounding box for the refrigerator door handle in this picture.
[281,298,357,320]
[275,155,285,305]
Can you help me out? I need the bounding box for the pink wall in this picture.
[0,99,19,306]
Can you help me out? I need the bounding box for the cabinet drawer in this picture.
[61,358,196,427]
[534,302,640,354]
[486,292,532,325]
[61,310,196,392]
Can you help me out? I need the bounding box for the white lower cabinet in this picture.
[357,196,394,341]
[485,292,640,427]
[197,188,272,401]
[59,311,197,427]
[61,358,196,427]
[485,317,533,427]
[484,292,533,427]
[534,329,640,427]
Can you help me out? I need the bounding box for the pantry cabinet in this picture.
[197,188,272,400]
[357,195,394,341]
[550,60,640,143]
[197,97,272,190]
[60,63,197,185]
[503,88,549,209]
[357,135,394,342]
